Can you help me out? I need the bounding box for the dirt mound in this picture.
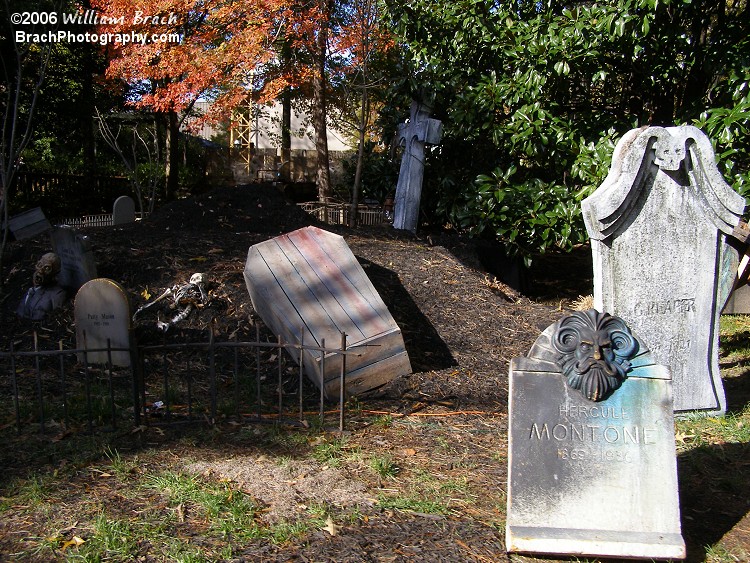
[188,455,373,524]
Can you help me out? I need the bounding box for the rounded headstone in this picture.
[74,278,131,366]
[112,195,136,226]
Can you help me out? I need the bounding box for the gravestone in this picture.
[7,207,52,240]
[74,278,131,366]
[50,226,98,293]
[112,195,136,225]
[506,309,685,560]
[393,99,442,233]
[582,125,746,416]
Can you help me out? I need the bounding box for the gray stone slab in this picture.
[8,207,52,240]
[506,309,685,560]
[113,195,136,225]
[50,226,97,292]
[582,126,746,416]
[74,278,131,366]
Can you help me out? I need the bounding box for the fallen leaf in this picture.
[61,536,85,550]
[322,516,339,536]
[141,288,151,300]
[403,448,417,456]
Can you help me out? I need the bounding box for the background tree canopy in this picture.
[384,0,750,258]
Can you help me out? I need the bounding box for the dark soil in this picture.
[0,183,747,562]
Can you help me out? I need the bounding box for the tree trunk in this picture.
[164,110,179,201]
[313,2,331,201]
[350,87,369,227]
[281,88,292,182]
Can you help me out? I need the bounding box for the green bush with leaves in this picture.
[385,0,750,257]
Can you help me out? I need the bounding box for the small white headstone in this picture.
[50,226,97,292]
[112,195,136,225]
[74,278,131,366]
[583,126,746,416]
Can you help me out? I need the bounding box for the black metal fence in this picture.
[12,171,132,219]
[1,328,356,436]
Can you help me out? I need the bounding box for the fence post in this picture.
[10,341,21,435]
[233,334,240,421]
[83,331,93,434]
[255,322,261,421]
[209,327,217,424]
[59,340,69,430]
[106,339,116,429]
[278,334,284,418]
[298,331,304,422]
[33,332,45,434]
[339,332,346,433]
[130,331,141,427]
[319,338,326,421]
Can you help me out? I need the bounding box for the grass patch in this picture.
[369,454,401,479]
[376,469,475,515]
[312,435,357,467]
[368,453,399,479]
[144,470,260,542]
[377,493,451,515]
[705,542,750,563]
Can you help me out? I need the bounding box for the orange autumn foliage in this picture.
[91,0,316,120]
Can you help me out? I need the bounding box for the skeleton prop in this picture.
[133,272,210,331]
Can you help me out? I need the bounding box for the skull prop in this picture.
[133,272,211,332]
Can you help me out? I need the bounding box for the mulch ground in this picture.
[0,183,747,562]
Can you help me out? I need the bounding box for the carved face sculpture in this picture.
[33,253,62,288]
[552,310,638,401]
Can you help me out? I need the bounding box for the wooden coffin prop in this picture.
[244,226,411,398]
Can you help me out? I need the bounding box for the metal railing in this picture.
[299,201,386,227]
[1,328,356,436]
[60,212,149,229]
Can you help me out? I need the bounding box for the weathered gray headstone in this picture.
[74,278,131,366]
[582,126,746,416]
[506,309,685,560]
[50,226,98,292]
[8,207,52,240]
[393,100,442,233]
[112,195,136,225]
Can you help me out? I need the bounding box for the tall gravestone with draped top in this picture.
[393,100,442,233]
[582,126,746,416]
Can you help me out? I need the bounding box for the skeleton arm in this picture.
[132,286,175,321]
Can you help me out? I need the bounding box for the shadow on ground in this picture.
[356,257,456,374]
[679,441,750,562]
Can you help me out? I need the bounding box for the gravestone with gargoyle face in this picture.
[582,126,746,416]
[392,100,442,233]
[506,309,685,560]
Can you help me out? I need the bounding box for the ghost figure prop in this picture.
[16,252,68,320]
[133,272,210,332]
